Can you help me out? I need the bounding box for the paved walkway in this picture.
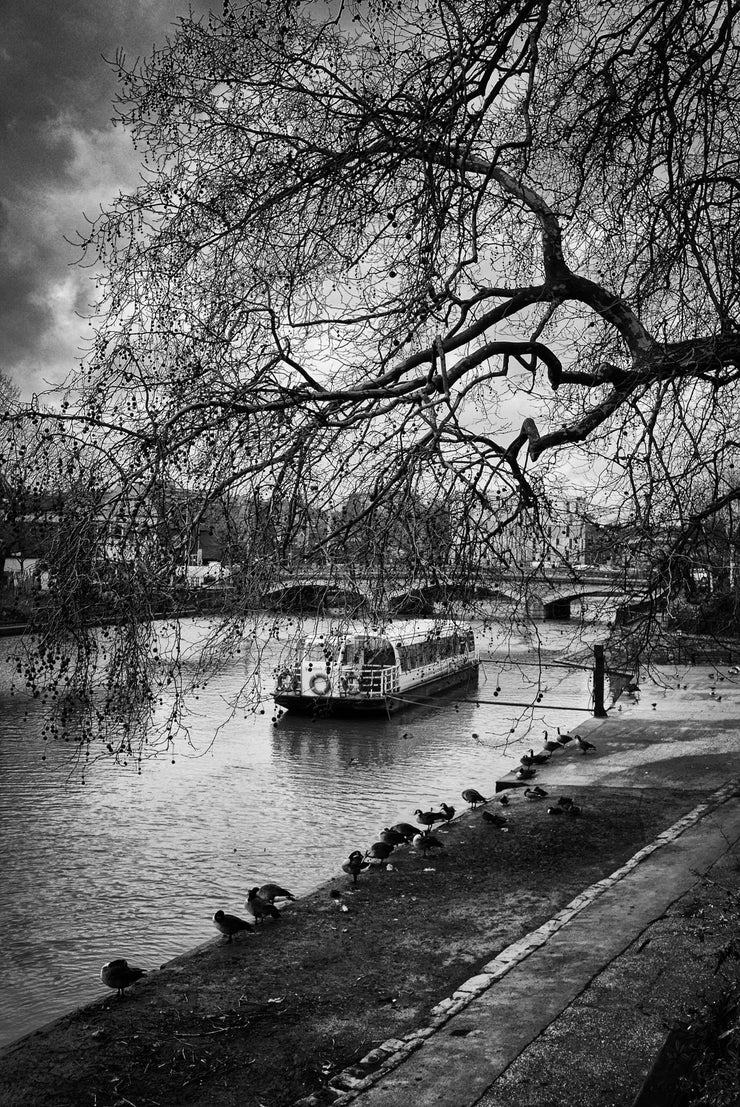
[308,663,740,1107]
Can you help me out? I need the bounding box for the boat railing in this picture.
[359,665,400,696]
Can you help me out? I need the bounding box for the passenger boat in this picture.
[272,622,479,715]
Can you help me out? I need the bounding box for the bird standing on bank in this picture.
[390,823,418,842]
[213,910,254,942]
[342,850,370,885]
[257,883,296,905]
[462,788,487,808]
[365,841,395,865]
[482,810,508,828]
[439,802,456,822]
[413,832,444,856]
[414,808,446,830]
[246,887,282,923]
[100,959,147,997]
[575,735,596,754]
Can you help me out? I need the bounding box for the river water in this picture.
[0,615,603,1049]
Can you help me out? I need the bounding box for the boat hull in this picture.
[273,660,479,716]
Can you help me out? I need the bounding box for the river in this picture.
[0,615,603,1049]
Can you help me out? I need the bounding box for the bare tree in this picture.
[6,0,740,746]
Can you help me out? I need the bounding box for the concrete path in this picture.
[342,790,740,1107]
[317,663,740,1107]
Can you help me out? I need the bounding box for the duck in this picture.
[524,786,548,800]
[461,788,487,808]
[213,909,254,942]
[380,827,407,846]
[439,802,456,822]
[365,841,395,865]
[389,823,418,842]
[257,883,296,905]
[557,795,574,810]
[546,806,564,815]
[567,804,583,817]
[100,959,147,997]
[497,793,510,806]
[342,850,370,885]
[412,832,444,856]
[575,735,596,754]
[482,810,507,827]
[515,766,536,780]
[414,808,446,829]
[245,887,282,923]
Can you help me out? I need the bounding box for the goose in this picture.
[390,823,418,842]
[100,959,147,997]
[515,766,536,780]
[575,735,596,754]
[246,887,282,923]
[524,786,548,800]
[380,827,407,846]
[439,803,456,822]
[567,804,583,817]
[556,727,575,745]
[481,810,507,827]
[213,909,254,941]
[529,748,551,765]
[461,788,487,808]
[543,730,564,752]
[412,832,444,856]
[257,883,296,905]
[342,850,370,885]
[520,749,535,767]
[365,841,395,865]
[414,808,446,829]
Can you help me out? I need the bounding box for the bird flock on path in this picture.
[101,721,596,998]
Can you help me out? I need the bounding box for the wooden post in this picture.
[593,643,607,717]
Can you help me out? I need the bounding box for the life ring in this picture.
[309,673,330,696]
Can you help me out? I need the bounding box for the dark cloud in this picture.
[0,0,213,397]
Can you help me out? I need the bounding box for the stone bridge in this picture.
[261,565,648,622]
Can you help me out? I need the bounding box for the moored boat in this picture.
[272,622,479,715]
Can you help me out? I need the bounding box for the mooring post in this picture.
[593,643,607,717]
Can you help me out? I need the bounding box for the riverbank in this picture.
[1,662,739,1105]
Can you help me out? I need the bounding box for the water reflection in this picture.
[0,617,601,1048]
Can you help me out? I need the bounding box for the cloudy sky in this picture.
[1,0,212,399]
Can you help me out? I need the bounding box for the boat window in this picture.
[395,629,473,670]
[339,637,396,668]
[364,643,396,667]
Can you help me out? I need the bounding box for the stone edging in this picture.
[292,780,740,1106]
